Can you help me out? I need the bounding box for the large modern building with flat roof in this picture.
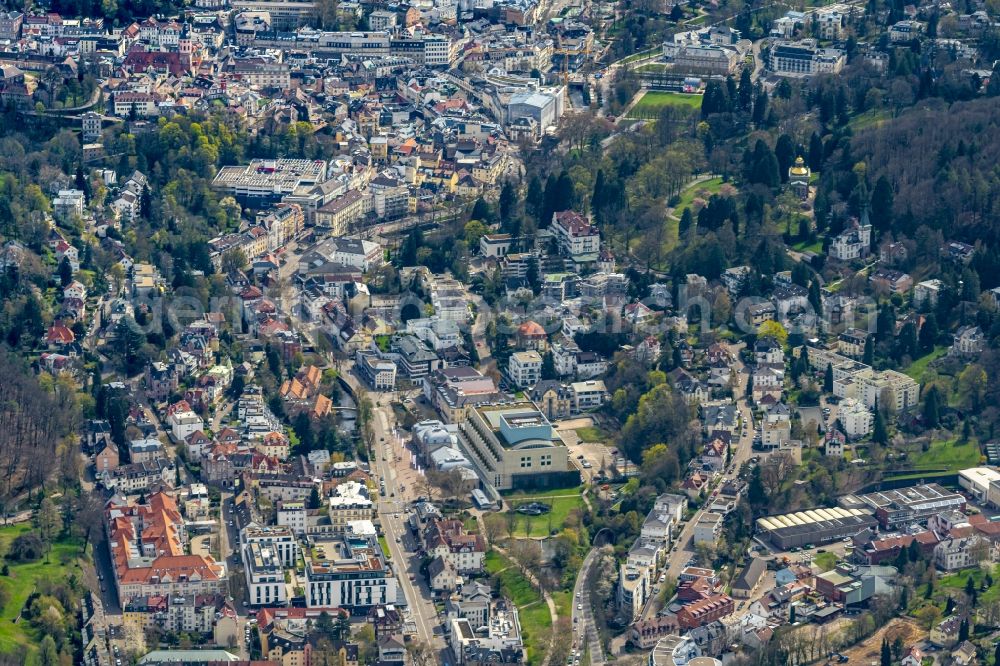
[457,402,579,491]
[213,159,328,207]
[839,484,966,529]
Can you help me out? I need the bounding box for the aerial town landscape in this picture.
[0,0,1000,663]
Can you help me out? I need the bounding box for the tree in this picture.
[916,603,941,630]
[464,219,489,248]
[221,248,247,275]
[747,466,767,508]
[58,256,73,287]
[863,335,875,365]
[406,641,436,666]
[922,386,940,428]
[738,68,754,111]
[470,197,491,223]
[748,140,780,188]
[958,617,969,641]
[873,410,888,445]
[679,207,693,236]
[752,89,769,125]
[774,134,796,182]
[353,624,377,665]
[499,181,517,231]
[758,320,789,347]
[36,497,60,545]
[39,635,59,666]
[308,486,322,510]
[541,350,556,380]
[880,638,891,666]
[482,513,506,545]
[871,174,894,231]
[824,363,834,393]
[919,313,938,352]
[808,279,822,313]
[670,2,683,20]
[808,132,824,172]
[525,176,543,221]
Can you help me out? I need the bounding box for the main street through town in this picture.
[363,387,449,657]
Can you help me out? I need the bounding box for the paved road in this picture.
[364,390,447,655]
[643,342,754,618]
[219,491,250,659]
[572,548,605,665]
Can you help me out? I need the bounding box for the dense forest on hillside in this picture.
[846,98,1000,270]
[0,350,79,499]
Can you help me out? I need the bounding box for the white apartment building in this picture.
[167,408,204,442]
[571,380,609,412]
[276,501,307,535]
[551,211,600,264]
[328,480,375,531]
[241,525,300,567]
[304,535,396,609]
[509,350,542,389]
[244,542,287,606]
[838,398,873,439]
[693,512,723,546]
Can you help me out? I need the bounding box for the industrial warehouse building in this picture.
[958,467,1000,507]
[756,507,878,550]
[838,484,966,529]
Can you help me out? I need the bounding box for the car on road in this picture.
[577,604,583,611]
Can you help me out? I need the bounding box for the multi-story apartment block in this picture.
[245,542,287,606]
[241,525,300,567]
[328,480,375,531]
[277,501,307,535]
[550,211,600,264]
[769,39,846,75]
[304,533,397,609]
[508,350,542,389]
[106,493,226,604]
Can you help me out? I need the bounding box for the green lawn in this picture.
[0,524,86,655]
[506,493,587,537]
[939,565,1000,604]
[519,602,554,666]
[849,109,891,131]
[912,437,981,471]
[813,551,838,572]
[792,239,823,254]
[904,346,948,383]
[552,589,572,619]
[627,91,703,119]
[620,47,661,65]
[378,535,391,560]
[497,567,540,607]
[574,426,607,443]
[488,548,553,666]
[485,549,509,575]
[673,177,727,216]
[636,62,670,74]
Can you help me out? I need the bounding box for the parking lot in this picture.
[554,419,616,483]
[755,536,857,567]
